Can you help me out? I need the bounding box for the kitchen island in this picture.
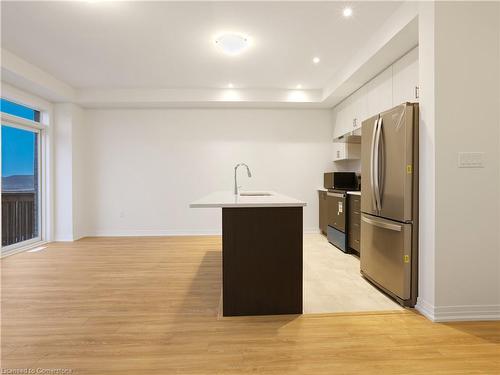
[190,191,306,316]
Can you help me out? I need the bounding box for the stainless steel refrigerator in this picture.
[360,103,418,307]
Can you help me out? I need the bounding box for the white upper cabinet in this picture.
[332,86,367,139]
[332,142,361,161]
[332,96,351,139]
[351,85,367,130]
[393,47,419,105]
[366,65,393,119]
[331,47,418,150]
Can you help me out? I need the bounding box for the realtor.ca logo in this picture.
[1,369,73,375]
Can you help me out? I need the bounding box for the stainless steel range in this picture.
[324,172,359,253]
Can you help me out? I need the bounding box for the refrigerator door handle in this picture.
[362,215,402,232]
[373,117,382,212]
[375,117,384,211]
[370,117,379,212]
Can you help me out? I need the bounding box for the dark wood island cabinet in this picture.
[191,191,306,317]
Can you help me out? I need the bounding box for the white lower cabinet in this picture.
[333,142,361,161]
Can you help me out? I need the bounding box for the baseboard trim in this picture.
[433,304,500,322]
[54,235,76,241]
[416,298,500,322]
[415,298,435,321]
[78,229,322,238]
[88,230,222,237]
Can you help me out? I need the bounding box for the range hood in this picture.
[333,128,361,143]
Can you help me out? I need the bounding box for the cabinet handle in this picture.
[415,86,420,99]
[337,150,340,158]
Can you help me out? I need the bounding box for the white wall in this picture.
[417,1,500,321]
[433,1,500,320]
[71,105,86,240]
[53,103,85,241]
[416,0,437,319]
[81,109,332,236]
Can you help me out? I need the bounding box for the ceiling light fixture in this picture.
[214,33,250,55]
[312,57,320,64]
[343,7,353,18]
[227,83,234,88]
[296,84,302,89]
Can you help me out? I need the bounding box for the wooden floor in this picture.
[1,237,499,374]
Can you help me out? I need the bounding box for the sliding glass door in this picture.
[1,99,42,252]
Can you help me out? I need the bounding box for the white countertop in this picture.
[190,191,307,208]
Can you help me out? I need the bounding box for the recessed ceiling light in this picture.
[227,83,234,88]
[343,7,353,18]
[296,84,302,89]
[214,33,250,55]
[313,57,320,64]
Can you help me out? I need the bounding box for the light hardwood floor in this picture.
[1,236,499,374]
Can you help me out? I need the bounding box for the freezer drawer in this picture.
[327,225,347,253]
[360,214,412,300]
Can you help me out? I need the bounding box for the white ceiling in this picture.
[1,1,403,91]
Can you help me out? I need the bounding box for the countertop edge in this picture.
[190,191,307,208]
[190,202,306,208]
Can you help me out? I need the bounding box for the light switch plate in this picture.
[458,152,484,168]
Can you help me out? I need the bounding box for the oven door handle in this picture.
[327,192,345,198]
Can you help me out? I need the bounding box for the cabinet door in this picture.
[348,195,361,252]
[332,143,345,161]
[393,47,419,105]
[366,66,393,118]
[318,191,327,235]
[333,143,360,161]
[332,99,351,139]
[351,86,367,131]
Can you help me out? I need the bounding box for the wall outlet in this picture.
[119,211,126,218]
[458,152,484,168]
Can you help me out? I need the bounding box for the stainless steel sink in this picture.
[239,192,273,196]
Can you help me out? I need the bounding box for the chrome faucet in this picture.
[234,163,252,195]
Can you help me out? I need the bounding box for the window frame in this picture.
[0,98,42,123]
[1,95,50,257]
